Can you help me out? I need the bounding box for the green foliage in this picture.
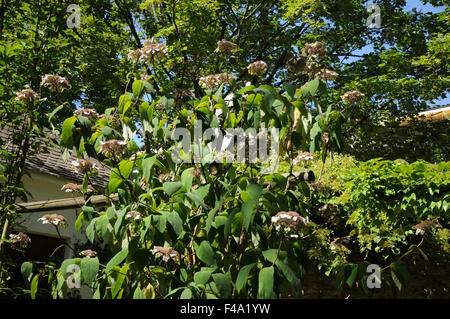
[334,159,449,259]
[2,0,449,299]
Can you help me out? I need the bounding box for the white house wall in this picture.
[16,171,88,259]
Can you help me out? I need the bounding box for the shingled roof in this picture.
[0,127,111,187]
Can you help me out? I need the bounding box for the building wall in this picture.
[16,171,87,259]
[14,171,92,298]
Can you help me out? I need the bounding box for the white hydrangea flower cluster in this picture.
[9,232,31,247]
[15,89,40,103]
[71,159,98,175]
[74,108,99,121]
[99,140,127,159]
[40,74,70,92]
[199,73,234,90]
[271,211,308,238]
[341,90,365,104]
[38,214,68,227]
[215,39,238,55]
[125,211,142,221]
[247,60,267,76]
[127,38,168,64]
[152,246,180,263]
[61,183,94,193]
[80,249,98,258]
[316,68,339,82]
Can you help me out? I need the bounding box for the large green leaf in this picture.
[212,273,232,298]
[108,160,134,193]
[132,79,143,98]
[163,181,183,196]
[60,116,77,148]
[21,262,33,282]
[81,257,99,285]
[112,264,129,298]
[262,93,275,114]
[167,211,183,236]
[142,155,157,182]
[301,78,319,97]
[181,168,194,191]
[105,249,128,273]
[95,214,109,238]
[236,263,256,293]
[258,266,274,299]
[390,261,410,291]
[194,270,213,286]
[30,274,39,299]
[86,219,96,243]
[345,263,358,288]
[242,184,263,230]
[275,260,302,296]
[196,241,216,266]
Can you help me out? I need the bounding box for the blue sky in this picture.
[359,0,449,106]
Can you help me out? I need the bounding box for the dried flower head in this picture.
[40,74,70,92]
[322,132,330,144]
[193,167,202,179]
[9,232,31,247]
[271,211,308,238]
[15,89,40,103]
[141,38,168,63]
[293,152,315,165]
[287,55,306,73]
[412,220,441,235]
[152,246,180,263]
[302,41,327,58]
[74,108,99,120]
[316,68,339,81]
[341,90,365,104]
[125,211,141,221]
[99,140,127,159]
[127,48,143,62]
[38,214,68,227]
[304,59,321,76]
[79,249,98,258]
[330,236,350,250]
[247,60,268,76]
[71,159,98,175]
[190,206,203,216]
[199,73,234,90]
[158,173,177,182]
[61,183,94,193]
[215,39,238,55]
